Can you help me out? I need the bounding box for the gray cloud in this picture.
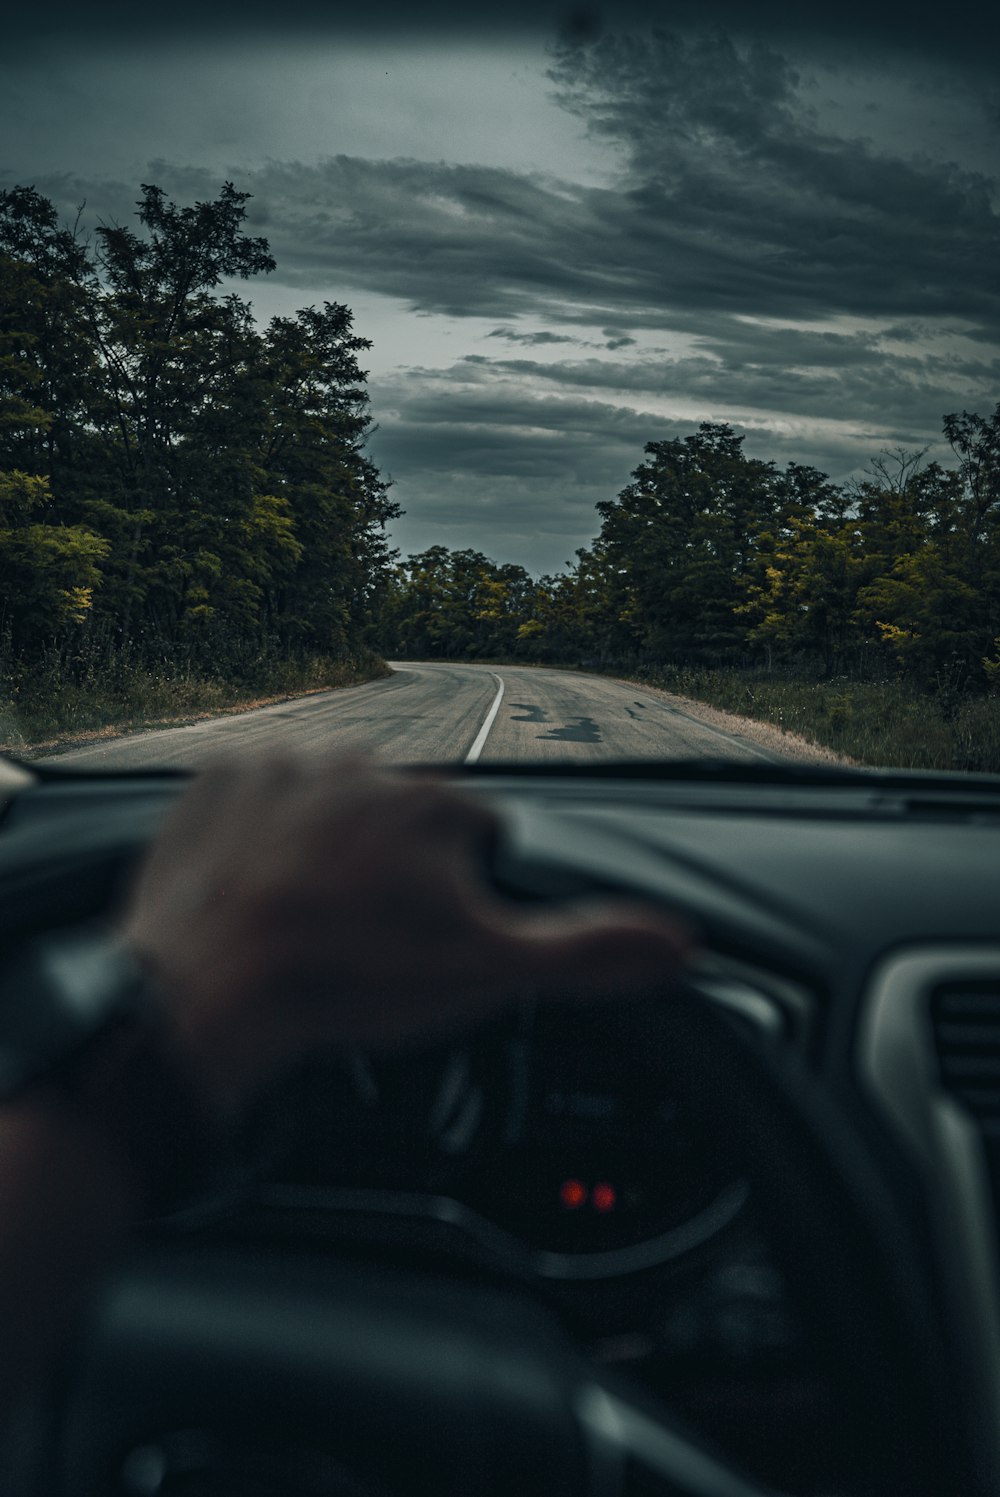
[602,328,637,349]
[373,370,660,477]
[368,355,969,572]
[486,327,580,346]
[460,340,1000,434]
[15,1,1000,63]
[12,25,998,346]
[159,121,999,335]
[31,5,995,343]
[369,366,678,570]
[4,12,997,575]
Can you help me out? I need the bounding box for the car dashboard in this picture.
[2,758,1000,1496]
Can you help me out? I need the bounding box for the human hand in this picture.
[121,753,689,1111]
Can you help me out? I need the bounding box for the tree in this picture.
[260,302,399,655]
[0,471,109,655]
[592,423,782,663]
[0,187,98,489]
[943,404,1000,554]
[0,181,394,691]
[849,450,998,686]
[85,183,276,650]
[739,515,863,673]
[385,548,540,659]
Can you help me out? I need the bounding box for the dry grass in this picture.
[622,665,1000,774]
[1,655,390,756]
[612,676,857,765]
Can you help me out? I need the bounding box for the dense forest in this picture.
[0,181,396,709]
[2,180,999,751]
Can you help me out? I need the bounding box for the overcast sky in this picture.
[3,2,998,575]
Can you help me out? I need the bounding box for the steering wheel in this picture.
[10,819,982,1497]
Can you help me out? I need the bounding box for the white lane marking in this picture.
[465,672,505,763]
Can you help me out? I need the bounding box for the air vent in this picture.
[930,982,1000,1126]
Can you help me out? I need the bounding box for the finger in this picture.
[481,899,694,999]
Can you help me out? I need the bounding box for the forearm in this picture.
[0,1091,139,1412]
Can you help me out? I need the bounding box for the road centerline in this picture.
[465,673,505,764]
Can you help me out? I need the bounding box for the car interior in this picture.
[4,0,999,1492]
[3,753,1000,1496]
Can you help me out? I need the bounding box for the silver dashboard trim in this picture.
[858,945,1000,1475]
[0,756,34,810]
[576,1383,769,1497]
[691,951,813,1045]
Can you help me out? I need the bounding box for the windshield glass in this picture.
[2,2,998,773]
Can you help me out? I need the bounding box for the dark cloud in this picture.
[123,16,1000,345]
[486,327,580,346]
[460,340,1000,435]
[548,31,1000,330]
[4,11,997,574]
[373,369,659,478]
[13,24,998,345]
[368,365,679,570]
[18,0,1000,59]
[367,355,969,572]
[485,324,637,351]
[602,328,637,349]
[45,113,995,345]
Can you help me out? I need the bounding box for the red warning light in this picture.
[592,1182,617,1214]
[559,1178,587,1210]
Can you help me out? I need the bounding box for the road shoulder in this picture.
[611,676,855,767]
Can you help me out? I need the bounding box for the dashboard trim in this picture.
[0,758,34,815]
[858,945,1000,1479]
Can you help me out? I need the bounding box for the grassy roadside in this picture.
[17,651,999,774]
[614,664,1000,774]
[451,656,1000,772]
[0,654,390,758]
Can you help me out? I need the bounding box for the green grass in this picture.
[0,653,390,756]
[620,664,1000,775]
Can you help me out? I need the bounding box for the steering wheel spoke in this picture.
[576,1381,779,1497]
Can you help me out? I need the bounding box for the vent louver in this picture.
[931,982,1000,1127]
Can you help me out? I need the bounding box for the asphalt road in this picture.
[37,663,779,769]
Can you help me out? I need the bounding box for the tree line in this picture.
[3,179,998,716]
[1,182,397,696]
[385,410,1000,695]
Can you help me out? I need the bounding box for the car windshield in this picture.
[2,2,998,774]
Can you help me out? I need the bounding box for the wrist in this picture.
[67,989,227,1217]
[120,918,280,1112]
[0,929,226,1217]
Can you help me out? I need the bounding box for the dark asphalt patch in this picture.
[539,716,602,744]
